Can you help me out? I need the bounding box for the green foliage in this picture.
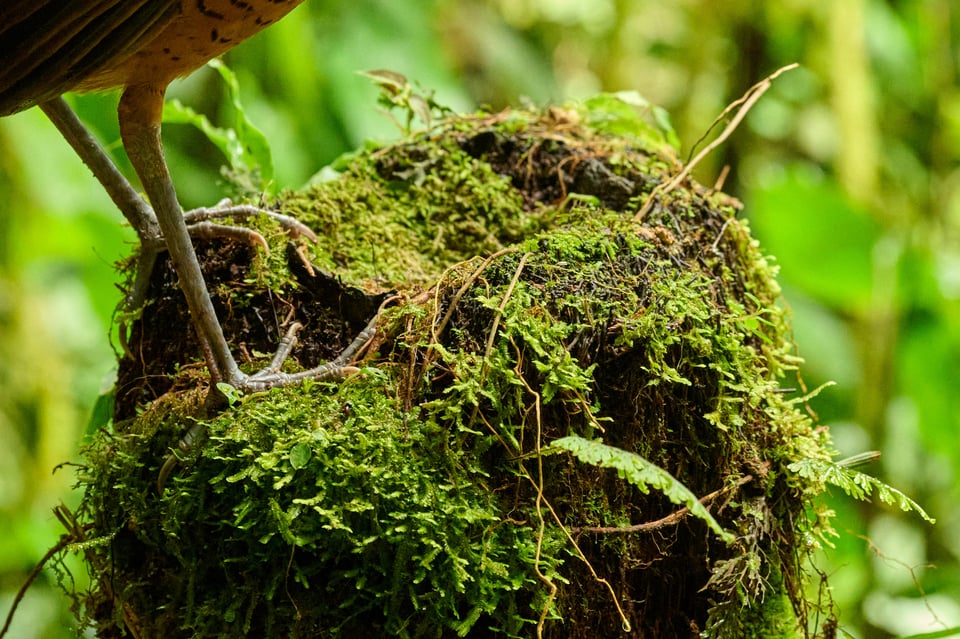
[492,285,596,406]
[285,145,538,288]
[788,457,935,524]
[360,69,454,133]
[75,379,563,637]
[207,383,552,636]
[215,381,244,407]
[55,99,851,636]
[546,436,733,542]
[162,60,275,195]
[3,3,958,634]
[579,92,680,156]
[84,388,114,437]
[701,564,801,639]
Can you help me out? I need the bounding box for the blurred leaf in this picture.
[896,627,960,639]
[208,59,274,184]
[897,244,944,310]
[749,165,879,311]
[163,60,274,193]
[864,1,917,95]
[581,92,680,155]
[360,69,446,131]
[783,287,861,393]
[85,388,114,436]
[361,69,410,94]
[896,312,960,466]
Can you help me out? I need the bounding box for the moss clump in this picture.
[61,96,840,637]
[77,378,562,637]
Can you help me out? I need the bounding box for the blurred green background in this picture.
[1,1,958,636]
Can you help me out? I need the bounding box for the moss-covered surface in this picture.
[59,97,840,637]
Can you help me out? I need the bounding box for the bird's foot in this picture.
[140,198,317,254]
[120,199,318,357]
[157,313,379,493]
[233,313,377,392]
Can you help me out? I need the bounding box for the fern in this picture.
[788,458,935,524]
[547,436,734,542]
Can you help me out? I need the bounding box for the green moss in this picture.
[702,554,803,639]
[75,376,551,635]
[63,98,846,637]
[280,139,541,289]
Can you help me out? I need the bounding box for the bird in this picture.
[0,1,373,392]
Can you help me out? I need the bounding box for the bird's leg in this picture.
[118,84,373,393]
[39,97,317,326]
[119,84,242,386]
[40,97,163,317]
[40,97,161,242]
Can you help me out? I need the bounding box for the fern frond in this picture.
[788,458,935,524]
[547,436,734,542]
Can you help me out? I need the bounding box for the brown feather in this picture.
[0,1,181,115]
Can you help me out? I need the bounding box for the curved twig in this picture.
[635,63,799,221]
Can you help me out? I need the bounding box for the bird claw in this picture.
[121,199,319,360]
[182,200,318,244]
[138,200,318,254]
[237,313,377,391]
[156,314,378,493]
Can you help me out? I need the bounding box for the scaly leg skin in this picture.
[118,84,371,392]
[40,97,161,243]
[40,97,166,321]
[40,97,317,325]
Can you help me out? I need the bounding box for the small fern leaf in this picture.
[548,436,733,542]
[788,458,935,524]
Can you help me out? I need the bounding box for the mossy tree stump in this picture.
[61,97,841,638]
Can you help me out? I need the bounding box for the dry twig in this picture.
[635,63,799,221]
